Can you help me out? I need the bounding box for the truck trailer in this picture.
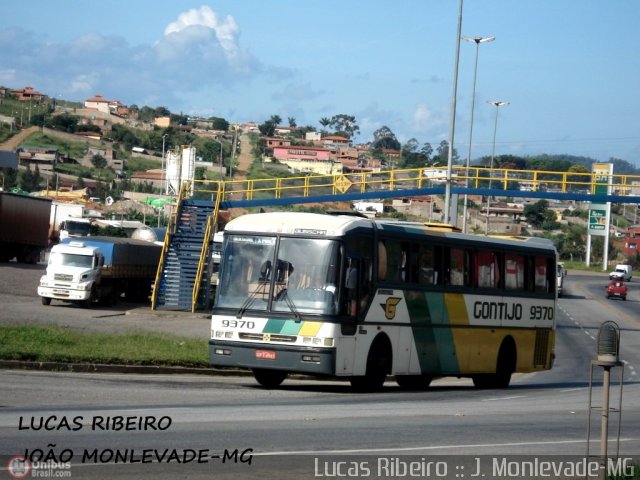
[0,192,52,263]
[38,236,161,306]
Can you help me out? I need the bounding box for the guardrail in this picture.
[186,166,640,207]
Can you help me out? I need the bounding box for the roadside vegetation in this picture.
[0,325,208,368]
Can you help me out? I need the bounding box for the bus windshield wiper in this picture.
[277,289,301,322]
[236,282,268,319]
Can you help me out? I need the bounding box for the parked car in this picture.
[606,279,627,301]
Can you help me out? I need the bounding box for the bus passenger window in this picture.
[505,254,525,290]
[534,256,548,293]
[475,251,500,289]
[448,248,466,286]
[383,240,405,283]
[416,244,436,285]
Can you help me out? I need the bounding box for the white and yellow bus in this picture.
[210,211,557,391]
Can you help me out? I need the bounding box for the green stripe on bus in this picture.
[263,319,287,334]
[405,291,460,375]
[280,320,303,335]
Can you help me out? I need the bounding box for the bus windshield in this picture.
[216,235,341,315]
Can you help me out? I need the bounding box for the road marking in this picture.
[481,395,527,402]
[255,438,638,456]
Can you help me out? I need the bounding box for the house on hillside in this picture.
[84,94,128,116]
[18,145,59,171]
[272,145,342,175]
[623,226,640,259]
[11,86,46,102]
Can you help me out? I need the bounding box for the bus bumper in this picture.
[209,340,336,375]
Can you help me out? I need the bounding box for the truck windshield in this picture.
[49,252,94,268]
[216,235,341,315]
[65,221,91,236]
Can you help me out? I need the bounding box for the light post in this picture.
[443,0,464,226]
[461,35,495,234]
[219,141,223,179]
[484,100,509,235]
[161,134,168,195]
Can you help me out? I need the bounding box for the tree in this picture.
[372,126,401,151]
[0,168,18,191]
[434,140,459,165]
[523,200,551,228]
[258,115,282,137]
[319,114,360,139]
[207,117,229,131]
[287,117,297,128]
[420,143,433,163]
[19,164,42,192]
[90,154,108,169]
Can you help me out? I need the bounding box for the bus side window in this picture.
[533,256,548,293]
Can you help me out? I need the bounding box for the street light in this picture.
[443,0,464,226]
[484,100,509,235]
[461,35,495,234]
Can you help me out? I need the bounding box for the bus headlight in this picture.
[302,336,333,347]
[302,355,321,363]
[212,330,233,339]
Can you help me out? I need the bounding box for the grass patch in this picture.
[0,325,208,368]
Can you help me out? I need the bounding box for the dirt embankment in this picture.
[0,126,41,151]
[234,133,253,180]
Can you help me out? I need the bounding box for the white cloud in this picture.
[411,104,447,135]
[163,6,240,61]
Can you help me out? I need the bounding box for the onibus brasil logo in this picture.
[7,456,31,479]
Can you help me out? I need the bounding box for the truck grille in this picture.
[54,274,74,282]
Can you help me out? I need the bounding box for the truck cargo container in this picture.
[38,236,161,306]
[0,192,52,263]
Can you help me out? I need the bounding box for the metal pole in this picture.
[598,366,611,480]
[444,0,464,226]
[161,134,167,195]
[484,101,508,235]
[462,36,494,233]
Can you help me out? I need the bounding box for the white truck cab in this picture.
[38,241,103,305]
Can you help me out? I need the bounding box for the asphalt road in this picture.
[1,264,639,479]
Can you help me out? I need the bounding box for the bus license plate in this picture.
[256,350,276,360]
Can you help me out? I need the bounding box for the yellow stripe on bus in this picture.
[299,321,323,336]
[444,293,469,325]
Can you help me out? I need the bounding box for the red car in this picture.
[606,280,627,300]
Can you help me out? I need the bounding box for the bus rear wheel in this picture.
[252,369,287,389]
[395,375,432,390]
[473,338,516,389]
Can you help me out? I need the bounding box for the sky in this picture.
[2,1,639,165]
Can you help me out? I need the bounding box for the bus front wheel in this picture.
[350,336,392,392]
[252,369,287,389]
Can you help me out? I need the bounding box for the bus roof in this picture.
[224,212,556,253]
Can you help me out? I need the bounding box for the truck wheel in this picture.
[83,286,97,308]
[41,297,51,306]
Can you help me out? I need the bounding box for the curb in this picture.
[0,360,252,376]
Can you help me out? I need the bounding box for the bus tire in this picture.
[473,337,516,389]
[395,375,432,390]
[252,369,287,389]
[41,297,51,306]
[350,335,392,392]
